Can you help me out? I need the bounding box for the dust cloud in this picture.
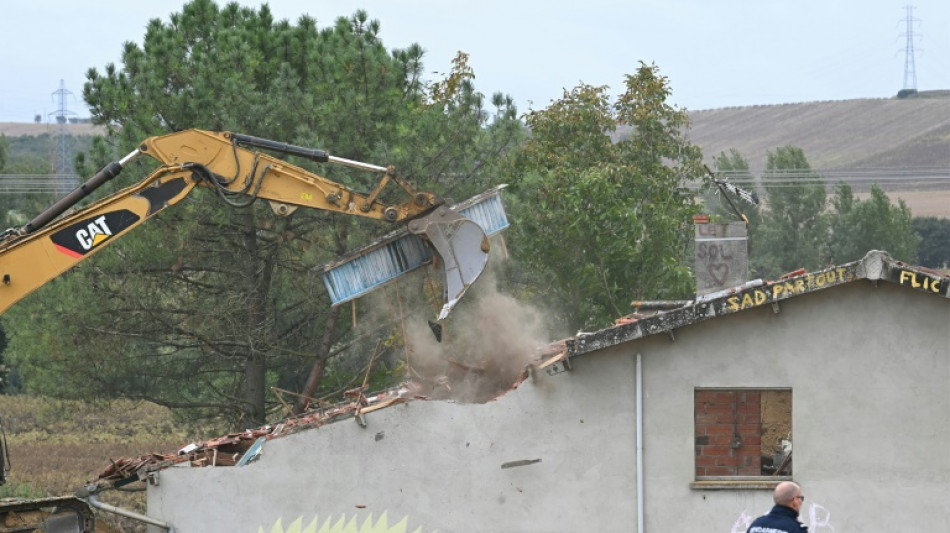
[411,288,551,403]
[354,250,555,404]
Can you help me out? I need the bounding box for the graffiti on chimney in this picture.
[698,242,734,286]
[695,222,748,296]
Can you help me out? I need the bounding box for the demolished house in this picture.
[92,250,949,532]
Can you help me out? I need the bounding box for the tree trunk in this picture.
[295,305,340,414]
[241,210,278,427]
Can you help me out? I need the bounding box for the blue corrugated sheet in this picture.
[322,234,433,305]
[321,186,508,306]
[458,192,509,236]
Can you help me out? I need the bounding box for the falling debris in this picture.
[427,320,443,342]
[237,436,266,466]
[500,459,542,469]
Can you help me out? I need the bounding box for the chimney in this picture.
[693,215,749,296]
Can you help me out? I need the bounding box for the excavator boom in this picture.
[0,133,506,531]
[0,129,498,320]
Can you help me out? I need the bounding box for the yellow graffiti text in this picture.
[803,267,850,290]
[726,267,852,311]
[771,267,849,299]
[726,290,768,311]
[771,279,806,300]
[899,270,941,293]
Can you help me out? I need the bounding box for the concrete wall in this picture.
[635,280,948,531]
[146,348,643,532]
[146,281,949,532]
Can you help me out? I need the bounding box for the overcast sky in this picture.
[1,0,947,122]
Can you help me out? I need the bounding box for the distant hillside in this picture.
[5,94,949,173]
[685,92,950,172]
[3,95,948,216]
[0,122,103,137]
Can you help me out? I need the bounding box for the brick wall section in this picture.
[695,390,762,476]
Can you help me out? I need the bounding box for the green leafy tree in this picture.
[0,134,71,230]
[827,183,918,264]
[752,146,827,278]
[0,136,50,175]
[0,132,6,389]
[0,134,96,396]
[5,1,518,427]
[507,63,701,332]
[912,217,950,268]
[0,134,93,175]
[0,135,7,171]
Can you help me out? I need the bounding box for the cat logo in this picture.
[76,215,113,250]
[51,210,141,258]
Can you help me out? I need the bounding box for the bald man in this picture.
[746,481,808,533]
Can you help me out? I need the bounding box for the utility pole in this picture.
[900,5,920,96]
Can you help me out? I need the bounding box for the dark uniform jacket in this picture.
[746,504,808,533]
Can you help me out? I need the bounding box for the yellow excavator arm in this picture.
[0,130,502,530]
[0,129,490,318]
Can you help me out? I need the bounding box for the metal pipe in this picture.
[694,279,764,304]
[230,132,329,163]
[20,149,140,235]
[118,149,141,167]
[636,353,644,533]
[327,154,388,174]
[230,132,387,173]
[630,300,691,310]
[85,493,175,532]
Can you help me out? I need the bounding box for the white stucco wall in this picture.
[146,280,948,532]
[634,280,949,532]
[146,348,643,532]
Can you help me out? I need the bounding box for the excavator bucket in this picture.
[321,185,508,320]
[407,207,490,320]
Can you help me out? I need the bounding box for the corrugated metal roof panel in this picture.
[322,234,432,305]
[458,191,509,236]
[321,185,509,306]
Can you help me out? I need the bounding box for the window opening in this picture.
[694,389,792,478]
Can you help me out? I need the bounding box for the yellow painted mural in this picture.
[260,512,426,533]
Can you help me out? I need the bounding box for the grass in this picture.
[0,395,195,532]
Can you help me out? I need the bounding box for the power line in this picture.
[690,167,950,190]
[714,168,949,180]
[0,175,79,194]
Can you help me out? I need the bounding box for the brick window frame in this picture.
[693,388,792,487]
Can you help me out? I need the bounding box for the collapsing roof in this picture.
[92,250,947,489]
[94,368,552,489]
[96,384,427,488]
